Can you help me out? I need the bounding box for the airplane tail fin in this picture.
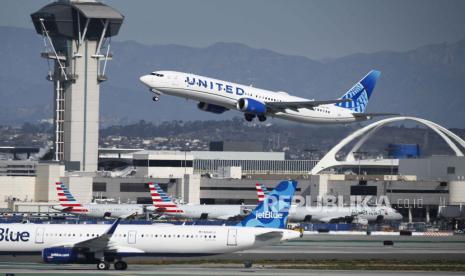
[255,183,269,203]
[335,70,381,113]
[148,182,184,213]
[55,182,85,211]
[237,180,297,228]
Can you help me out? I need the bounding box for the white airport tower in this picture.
[31,0,124,172]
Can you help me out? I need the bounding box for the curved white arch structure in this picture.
[310,116,465,175]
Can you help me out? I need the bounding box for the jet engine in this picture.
[236,98,266,115]
[42,247,79,264]
[197,102,228,114]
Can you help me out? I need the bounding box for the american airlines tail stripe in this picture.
[154,204,178,208]
[59,198,77,202]
[60,203,83,207]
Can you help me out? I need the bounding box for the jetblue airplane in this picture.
[147,183,251,220]
[139,70,393,123]
[0,180,299,270]
[256,183,402,223]
[52,182,146,219]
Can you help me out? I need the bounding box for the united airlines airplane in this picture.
[147,182,251,220]
[0,180,299,270]
[52,182,146,219]
[256,183,402,223]
[140,70,394,123]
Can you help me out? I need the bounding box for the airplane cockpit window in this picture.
[150,72,164,77]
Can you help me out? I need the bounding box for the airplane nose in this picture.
[139,75,151,86]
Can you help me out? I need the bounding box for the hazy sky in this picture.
[1,0,465,59]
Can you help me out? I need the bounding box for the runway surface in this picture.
[227,234,465,261]
[0,234,464,274]
[0,263,464,276]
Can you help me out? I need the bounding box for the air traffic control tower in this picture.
[31,0,124,172]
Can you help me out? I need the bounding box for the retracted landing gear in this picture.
[114,260,128,270]
[97,261,110,270]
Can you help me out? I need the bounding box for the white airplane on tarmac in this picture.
[0,180,300,270]
[52,182,147,219]
[256,183,402,224]
[147,182,251,220]
[140,70,395,123]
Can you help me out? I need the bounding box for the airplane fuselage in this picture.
[54,204,146,218]
[140,71,359,124]
[162,204,248,220]
[289,205,402,223]
[0,223,299,257]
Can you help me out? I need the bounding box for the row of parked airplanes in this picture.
[0,180,401,270]
[53,181,402,224]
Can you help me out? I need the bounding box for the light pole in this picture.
[353,151,367,177]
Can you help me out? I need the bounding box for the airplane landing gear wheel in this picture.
[152,96,159,102]
[244,113,255,122]
[97,261,110,270]
[244,260,253,268]
[114,260,128,270]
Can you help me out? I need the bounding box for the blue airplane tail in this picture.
[335,70,381,113]
[237,180,297,229]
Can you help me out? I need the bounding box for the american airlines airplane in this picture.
[256,183,402,223]
[139,70,393,123]
[0,180,300,270]
[147,182,251,220]
[52,182,146,219]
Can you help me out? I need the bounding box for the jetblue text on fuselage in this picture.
[186,77,245,96]
[0,228,30,242]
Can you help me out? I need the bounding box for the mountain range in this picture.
[0,26,464,127]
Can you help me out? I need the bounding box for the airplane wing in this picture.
[266,99,351,112]
[119,212,139,219]
[255,231,283,242]
[352,113,400,119]
[53,218,121,252]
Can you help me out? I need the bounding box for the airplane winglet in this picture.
[105,218,121,236]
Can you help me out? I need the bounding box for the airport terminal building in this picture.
[1,145,464,223]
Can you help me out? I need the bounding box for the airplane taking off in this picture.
[256,183,402,223]
[0,180,300,270]
[147,182,250,220]
[52,182,146,219]
[140,70,394,124]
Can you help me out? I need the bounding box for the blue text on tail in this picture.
[237,180,297,228]
[335,70,381,113]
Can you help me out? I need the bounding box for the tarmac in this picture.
[0,264,463,276]
[0,234,464,275]
[0,263,464,276]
